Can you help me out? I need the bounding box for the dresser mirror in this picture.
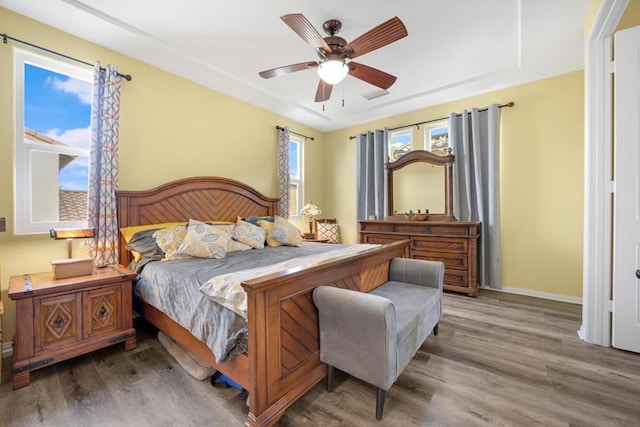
[386,150,455,221]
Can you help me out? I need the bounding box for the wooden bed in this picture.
[116,176,409,427]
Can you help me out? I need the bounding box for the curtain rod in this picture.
[348,101,515,139]
[2,33,132,81]
[276,125,315,141]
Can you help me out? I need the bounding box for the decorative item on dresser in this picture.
[8,265,137,390]
[360,149,481,296]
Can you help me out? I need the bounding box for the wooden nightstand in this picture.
[303,238,330,243]
[8,265,137,390]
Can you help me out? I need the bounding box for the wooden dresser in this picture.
[8,265,137,390]
[359,220,480,296]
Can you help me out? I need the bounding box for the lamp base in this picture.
[51,257,95,279]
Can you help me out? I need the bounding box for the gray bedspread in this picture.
[134,242,348,364]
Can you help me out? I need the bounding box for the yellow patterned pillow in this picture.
[270,216,303,247]
[176,219,230,259]
[231,218,266,249]
[227,239,254,252]
[153,224,191,260]
[257,219,283,247]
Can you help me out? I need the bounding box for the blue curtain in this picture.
[87,63,122,266]
[449,105,502,288]
[356,129,388,221]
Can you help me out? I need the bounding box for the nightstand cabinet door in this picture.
[84,285,121,338]
[35,293,82,352]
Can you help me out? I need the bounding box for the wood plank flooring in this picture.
[1,290,639,426]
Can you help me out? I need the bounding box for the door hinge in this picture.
[609,180,616,193]
[609,60,615,74]
[607,299,614,312]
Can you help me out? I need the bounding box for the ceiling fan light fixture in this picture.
[317,60,348,85]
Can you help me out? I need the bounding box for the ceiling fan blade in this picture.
[348,62,397,90]
[259,61,319,79]
[281,14,331,53]
[315,80,333,102]
[344,16,408,59]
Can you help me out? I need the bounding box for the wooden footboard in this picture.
[241,240,409,427]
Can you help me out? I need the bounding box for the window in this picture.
[389,128,413,161]
[423,120,450,155]
[14,49,93,234]
[288,136,303,218]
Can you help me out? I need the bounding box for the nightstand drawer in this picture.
[85,285,121,338]
[35,293,82,352]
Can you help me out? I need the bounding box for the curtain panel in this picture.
[277,127,290,218]
[356,129,388,221]
[87,63,122,266]
[449,105,502,288]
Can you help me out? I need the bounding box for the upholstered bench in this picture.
[313,257,444,420]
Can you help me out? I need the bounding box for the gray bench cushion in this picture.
[370,281,441,372]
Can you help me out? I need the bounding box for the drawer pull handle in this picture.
[53,316,64,328]
[99,306,108,318]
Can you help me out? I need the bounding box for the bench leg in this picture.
[376,387,386,420]
[433,323,439,336]
[326,365,335,392]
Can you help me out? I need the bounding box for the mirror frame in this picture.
[386,150,456,221]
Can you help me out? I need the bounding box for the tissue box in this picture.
[51,257,95,279]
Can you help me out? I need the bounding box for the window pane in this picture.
[424,121,450,156]
[289,141,299,176]
[389,129,413,161]
[289,182,298,217]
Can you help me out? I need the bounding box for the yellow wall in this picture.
[617,0,640,30]
[0,8,324,342]
[324,71,585,298]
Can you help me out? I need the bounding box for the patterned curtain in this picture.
[449,105,502,288]
[277,127,290,218]
[88,63,122,266]
[356,129,388,220]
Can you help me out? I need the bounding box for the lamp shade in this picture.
[300,202,322,217]
[317,60,348,85]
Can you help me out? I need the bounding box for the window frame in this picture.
[288,135,303,219]
[423,120,450,156]
[14,48,93,234]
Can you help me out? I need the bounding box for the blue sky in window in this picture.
[289,141,298,175]
[24,64,92,191]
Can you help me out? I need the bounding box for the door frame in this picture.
[581,0,629,346]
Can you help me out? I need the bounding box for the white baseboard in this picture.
[481,286,582,305]
[2,341,13,357]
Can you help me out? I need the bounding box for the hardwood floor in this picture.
[1,290,639,426]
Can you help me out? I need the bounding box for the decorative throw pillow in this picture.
[227,239,254,252]
[176,219,230,259]
[231,218,266,249]
[153,224,191,260]
[270,216,303,247]
[257,219,283,247]
[317,222,340,244]
[126,228,164,262]
[242,216,275,226]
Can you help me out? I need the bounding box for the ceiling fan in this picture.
[258,14,408,102]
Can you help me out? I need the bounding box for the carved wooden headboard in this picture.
[116,176,279,265]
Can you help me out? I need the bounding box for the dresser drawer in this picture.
[412,237,467,254]
[411,251,468,271]
[362,233,410,245]
[443,269,468,287]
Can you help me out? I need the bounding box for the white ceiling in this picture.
[1,0,590,132]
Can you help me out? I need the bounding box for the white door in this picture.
[613,25,640,353]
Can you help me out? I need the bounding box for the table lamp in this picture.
[300,202,322,239]
[49,227,95,279]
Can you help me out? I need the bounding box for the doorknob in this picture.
[636,270,640,279]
